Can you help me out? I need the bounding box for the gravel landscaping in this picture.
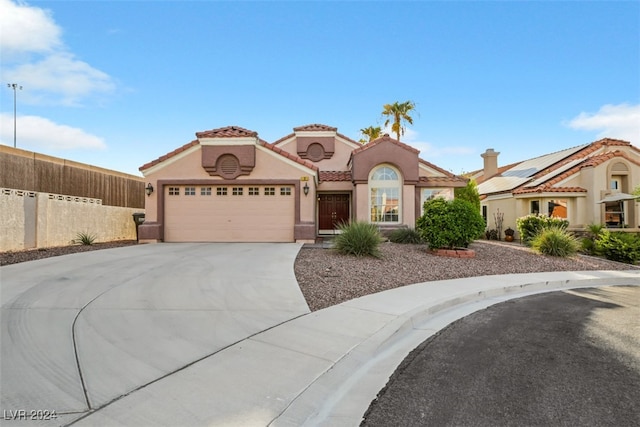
[1,240,636,312]
[295,240,638,311]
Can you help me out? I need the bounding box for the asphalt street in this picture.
[361,286,640,427]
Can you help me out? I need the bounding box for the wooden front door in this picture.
[319,194,350,231]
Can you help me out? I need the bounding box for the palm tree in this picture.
[381,100,416,142]
[359,126,382,144]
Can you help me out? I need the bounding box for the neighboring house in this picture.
[474,138,640,236]
[138,124,466,243]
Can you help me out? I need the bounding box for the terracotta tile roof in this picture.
[293,123,337,132]
[258,141,319,172]
[196,126,258,139]
[512,149,640,195]
[419,176,466,183]
[351,134,419,155]
[139,128,319,173]
[513,186,588,194]
[319,171,352,182]
[481,138,637,196]
[139,139,199,171]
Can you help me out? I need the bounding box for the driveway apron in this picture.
[0,243,308,424]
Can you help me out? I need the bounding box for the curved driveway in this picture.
[0,243,309,425]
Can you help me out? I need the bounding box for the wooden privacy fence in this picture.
[1,146,145,251]
[1,145,144,208]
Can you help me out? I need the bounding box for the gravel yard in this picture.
[1,240,636,312]
[294,240,638,311]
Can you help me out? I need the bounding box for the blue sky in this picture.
[1,0,638,177]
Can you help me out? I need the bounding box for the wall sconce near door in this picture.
[145,183,154,196]
[303,182,309,196]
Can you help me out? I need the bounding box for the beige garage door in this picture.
[164,185,295,242]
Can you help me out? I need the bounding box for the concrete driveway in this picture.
[0,243,309,426]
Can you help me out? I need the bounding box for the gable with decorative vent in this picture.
[201,145,255,179]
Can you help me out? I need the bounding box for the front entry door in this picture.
[319,194,350,231]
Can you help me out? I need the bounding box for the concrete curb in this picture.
[68,270,639,427]
[271,270,640,427]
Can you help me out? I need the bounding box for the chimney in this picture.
[481,148,500,177]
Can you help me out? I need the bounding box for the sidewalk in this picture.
[71,270,640,427]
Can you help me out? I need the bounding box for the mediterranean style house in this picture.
[137,124,467,243]
[474,138,640,237]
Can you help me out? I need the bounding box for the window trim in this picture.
[369,165,402,224]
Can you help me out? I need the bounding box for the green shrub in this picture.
[416,198,485,250]
[388,227,424,244]
[333,221,384,257]
[73,232,97,245]
[595,231,640,264]
[530,226,580,257]
[580,223,605,255]
[516,214,569,246]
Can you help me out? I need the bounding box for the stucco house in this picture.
[474,138,640,237]
[137,124,467,243]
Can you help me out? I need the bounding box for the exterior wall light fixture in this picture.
[303,182,309,196]
[145,183,154,196]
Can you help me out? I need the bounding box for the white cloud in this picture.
[0,0,62,55]
[567,103,640,144]
[0,0,116,106]
[5,53,116,106]
[0,113,106,150]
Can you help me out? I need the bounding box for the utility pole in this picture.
[7,83,22,148]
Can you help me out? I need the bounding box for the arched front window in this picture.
[370,165,401,223]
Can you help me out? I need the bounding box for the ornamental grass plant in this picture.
[388,227,424,244]
[333,221,384,257]
[530,226,580,257]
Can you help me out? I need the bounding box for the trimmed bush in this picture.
[333,221,384,257]
[516,214,569,246]
[530,226,580,257]
[595,231,640,264]
[388,227,424,244]
[416,198,485,250]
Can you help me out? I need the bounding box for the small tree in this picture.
[454,178,480,211]
[416,198,485,249]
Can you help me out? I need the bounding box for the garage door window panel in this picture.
[217,187,228,196]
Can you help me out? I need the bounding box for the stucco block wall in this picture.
[1,188,140,251]
[483,198,518,237]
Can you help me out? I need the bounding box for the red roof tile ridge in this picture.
[195,125,258,139]
[293,124,337,132]
[513,186,588,194]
